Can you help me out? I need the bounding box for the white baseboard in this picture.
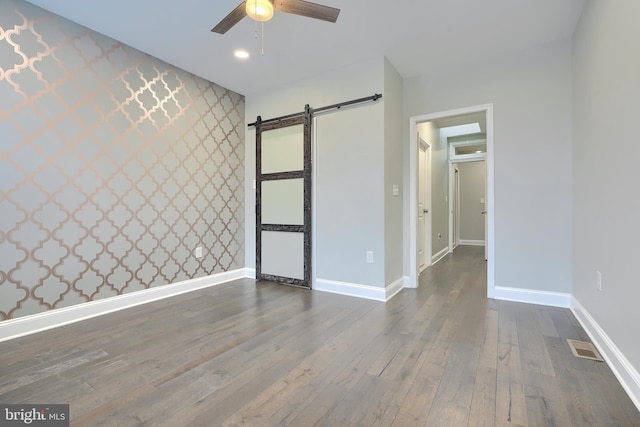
[0,268,246,343]
[385,277,405,300]
[459,239,485,246]
[571,297,640,412]
[432,247,449,264]
[403,276,415,289]
[315,277,404,302]
[251,267,403,301]
[244,268,256,279]
[493,286,571,308]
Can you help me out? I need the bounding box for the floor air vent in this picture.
[567,339,604,362]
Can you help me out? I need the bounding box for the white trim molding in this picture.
[403,276,413,288]
[571,297,640,412]
[493,286,571,308]
[0,268,247,343]
[459,239,485,246]
[244,268,256,279]
[432,247,449,265]
[385,277,405,300]
[315,277,404,302]
[409,104,495,299]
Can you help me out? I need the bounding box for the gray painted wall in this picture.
[458,161,486,242]
[403,38,573,293]
[573,0,640,376]
[246,58,393,288]
[383,59,404,285]
[0,0,245,320]
[432,131,450,255]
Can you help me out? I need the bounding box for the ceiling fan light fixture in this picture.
[246,0,274,22]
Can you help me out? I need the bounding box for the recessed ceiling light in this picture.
[234,49,249,59]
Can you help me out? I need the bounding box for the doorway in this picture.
[449,159,486,253]
[408,104,495,298]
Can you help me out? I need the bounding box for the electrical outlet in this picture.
[195,246,203,259]
[596,270,602,291]
[366,251,374,264]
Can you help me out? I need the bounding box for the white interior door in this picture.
[418,137,432,272]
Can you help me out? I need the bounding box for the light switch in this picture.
[480,197,485,203]
[392,184,399,196]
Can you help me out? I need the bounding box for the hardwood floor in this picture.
[1,246,639,426]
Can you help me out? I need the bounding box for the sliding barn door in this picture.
[255,106,312,288]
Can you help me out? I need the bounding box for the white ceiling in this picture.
[24,0,586,97]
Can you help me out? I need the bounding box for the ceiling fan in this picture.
[211,0,340,34]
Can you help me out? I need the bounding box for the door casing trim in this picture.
[408,104,494,298]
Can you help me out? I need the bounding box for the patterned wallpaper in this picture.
[0,0,245,320]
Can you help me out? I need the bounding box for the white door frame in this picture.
[448,157,486,252]
[447,140,487,257]
[451,163,460,250]
[408,104,495,299]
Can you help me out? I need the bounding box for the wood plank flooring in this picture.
[1,246,639,426]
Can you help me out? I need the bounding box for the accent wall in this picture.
[0,0,245,320]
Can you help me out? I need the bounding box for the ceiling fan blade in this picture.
[274,0,340,23]
[211,2,247,34]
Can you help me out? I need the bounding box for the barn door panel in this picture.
[255,108,311,288]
